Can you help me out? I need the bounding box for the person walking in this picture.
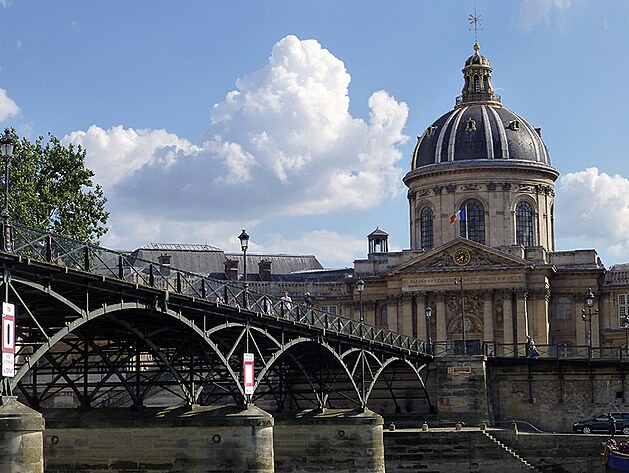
[281,291,292,314]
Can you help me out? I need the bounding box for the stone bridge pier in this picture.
[0,405,385,473]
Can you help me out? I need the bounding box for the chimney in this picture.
[259,259,272,281]
[225,259,239,281]
[158,253,171,276]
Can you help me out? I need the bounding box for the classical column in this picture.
[417,293,427,341]
[502,290,514,347]
[528,287,550,345]
[388,295,401,334]
[516,290,529,354]
[436,292,447,342]
[483,290,494,343]
[401,293,414,338]
[574,294,586,346]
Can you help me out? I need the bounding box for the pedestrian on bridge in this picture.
[281,291,292,314]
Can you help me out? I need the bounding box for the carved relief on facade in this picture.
[417,189,431,198]
[502,182,512,191]
[518,184,534,192]
[427,248,499,268]
[446,292,483,336]
[445,184,456,193]
[494,297,504,330]
[462,184,480,191]
[433,186,443,195]
[486,182,497,191]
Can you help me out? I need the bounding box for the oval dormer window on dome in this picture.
[466,118,476,132]
[509,120,520,132]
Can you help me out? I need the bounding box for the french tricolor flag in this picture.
[450,207,467,224]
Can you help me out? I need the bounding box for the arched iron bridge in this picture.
[0,223,433,414]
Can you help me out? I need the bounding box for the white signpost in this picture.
[2,302,15,378]
[243,353,254,395]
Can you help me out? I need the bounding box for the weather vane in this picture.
[468,8,483,42]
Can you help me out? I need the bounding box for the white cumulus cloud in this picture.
[555,167,629,264]
[0,88,19,121]
[64,35,409,254]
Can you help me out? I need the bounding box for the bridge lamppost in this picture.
[356,278,366,411]
[238,229,250,309]
[581,288,597,359]
[425,306,433,355]
[0,129,16,253]
[455,278,466,355]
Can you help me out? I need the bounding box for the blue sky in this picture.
[1,0,628,268]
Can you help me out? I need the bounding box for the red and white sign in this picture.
[243,353,254,395]
[2,302,15,377]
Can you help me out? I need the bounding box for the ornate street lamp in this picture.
[581,288,597,359]
[0,129,16,253]
[238,229,250,309]
[425,306,433,355]
[356,279,365,334]
[356,278,366,411]
[455,278,466,355]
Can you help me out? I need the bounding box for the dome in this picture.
[411,105,550,169]
[410,42,554,171]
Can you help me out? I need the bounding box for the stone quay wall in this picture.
[487,359,629,432]
[384,428,608,473]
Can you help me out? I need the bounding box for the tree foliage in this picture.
[7,130,109,243]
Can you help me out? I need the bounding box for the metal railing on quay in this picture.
[8,223,431,357]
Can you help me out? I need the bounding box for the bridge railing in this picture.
[9,223,429,356]
[484,341,629,362]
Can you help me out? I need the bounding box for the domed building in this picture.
[134,41,629,360]
[349,42,617,357]
[406,41,557,254]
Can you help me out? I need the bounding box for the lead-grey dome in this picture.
[410,41,553,171]
[411,105,550,168]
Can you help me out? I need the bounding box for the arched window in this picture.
[459,199,485,244]
[420,207,434,250]
[515,201,534,247]
[474,75,480,92]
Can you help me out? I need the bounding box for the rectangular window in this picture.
[618,294,629,328]
[321,305,338,316]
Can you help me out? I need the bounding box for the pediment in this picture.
[390,238,533,275]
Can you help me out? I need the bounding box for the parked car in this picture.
[573,413,629,434]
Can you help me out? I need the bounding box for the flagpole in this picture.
[464,205,469,239]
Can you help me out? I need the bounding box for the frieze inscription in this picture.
[402,274,525,291]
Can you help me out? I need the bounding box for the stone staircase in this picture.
[481,430,540,472]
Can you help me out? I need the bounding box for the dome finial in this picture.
[473,41,480,53]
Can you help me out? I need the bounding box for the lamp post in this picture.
[356,278,365,411]
[425,306,433,355]
[581,288,597,359]
[0,129,15,253]
[356,278,365,332]
[238,229,250,309]
[455,278,466,355]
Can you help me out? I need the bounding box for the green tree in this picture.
[7,130,109,243]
